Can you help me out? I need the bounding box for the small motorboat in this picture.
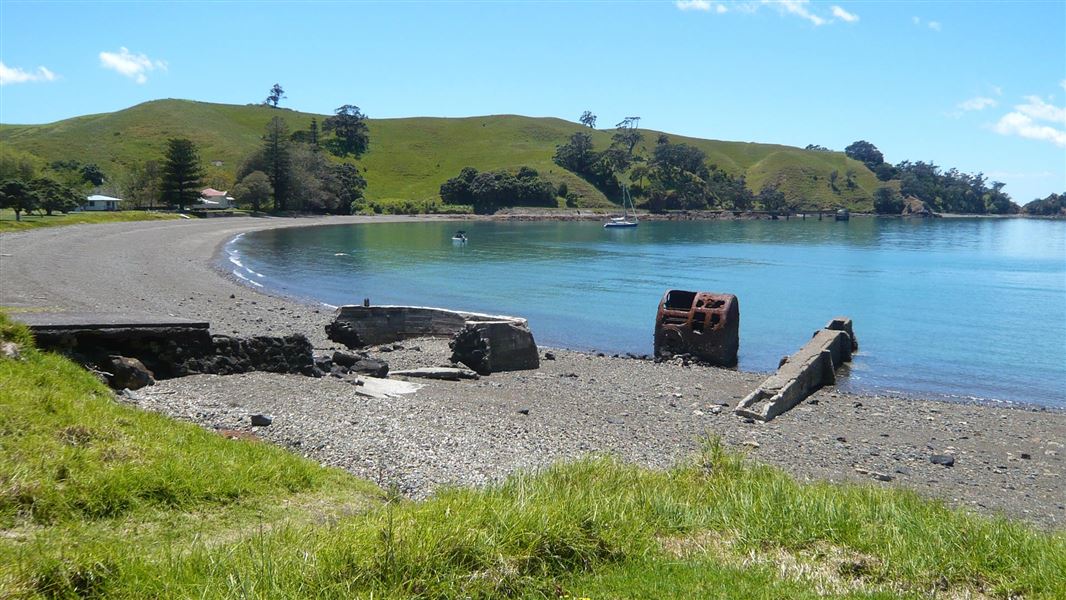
[451,230,468,243]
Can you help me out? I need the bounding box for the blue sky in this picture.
[1,0,1064,202]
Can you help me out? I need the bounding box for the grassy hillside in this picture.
[1,99,880,210]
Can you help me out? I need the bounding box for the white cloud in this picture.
[993,113,1066,147]
[913,16,942,31]
[993,95,1066,147]
[0,61,58,85]
[831,5,859,23]
[99,47,167,84]
[1060,80,1066,91]
[677,1,859,24]
[957,96,997,112]
[774,0,826,26]
[675,0,728,13]
[1016,95,1066,124]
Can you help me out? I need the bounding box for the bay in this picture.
[229,217,1066,408]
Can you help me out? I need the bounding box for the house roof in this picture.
[86,194,121,202]
[201,188,228,197]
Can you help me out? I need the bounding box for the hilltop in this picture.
[0,99,881,210]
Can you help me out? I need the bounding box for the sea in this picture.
[227,217,1066,408]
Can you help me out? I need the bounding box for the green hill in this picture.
[0,99,880,210]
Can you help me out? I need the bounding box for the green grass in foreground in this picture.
[1,313,1063,598]
[0,209,179,232]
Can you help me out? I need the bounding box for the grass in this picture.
[0,209,179,233]
[2,313,1063,598]
[1,98,881,211]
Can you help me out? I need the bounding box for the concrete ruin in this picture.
[326,305,529,349]
[449,320,540,375]
[734,317,858,422]
[654,290,739,367]
[16,312,315,387]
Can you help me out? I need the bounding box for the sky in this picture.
[1,0,1064,202]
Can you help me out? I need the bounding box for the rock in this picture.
[1020,453,1031,460]
[855,467,893,482]
[105,355,155,390]
[332,351,359,367]
[544,351,556,361]
[250,414,273,426]
[390,367,480,381]
[350,358,389,378]
[517,408,530,415]
[931,454,956,467]
[449,321,539,375]
[330,365,350,378]
[742,440,760,449]
[1,341,21,360]
[902,196,939,218]
[314,356,333,371]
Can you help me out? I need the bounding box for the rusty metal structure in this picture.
[654,290,739,367]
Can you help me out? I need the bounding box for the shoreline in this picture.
[2,215,1064,528]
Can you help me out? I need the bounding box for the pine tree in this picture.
[161,138,204,211]
[263,117,291,211]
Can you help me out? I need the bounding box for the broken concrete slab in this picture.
[390,367,480,381]
[326,305,528,349]
[449,320,540,375]
[734,319,857,422]
[351,376,423,399]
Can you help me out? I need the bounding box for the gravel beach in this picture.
[2,216,1063,528]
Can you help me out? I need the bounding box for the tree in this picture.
[263,117,291,211]
[873,186,904,214]
[232,171,273,212]
[0,179,37,221]
[579,111,597,128]
[828,170,840,192]
[553,131,597,173]
[161,138,204,211]
[0,147,43,182]
[613,116,643,155]
[758,185,787,214]
[265,83,285,108]
[123,160,163,209]
[31,177,81,215]
[844,140,884,168]
[323,105,370,157]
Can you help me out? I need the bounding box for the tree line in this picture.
[439,166,558,214]
[841,140,1019,215]
[0,149,108,220]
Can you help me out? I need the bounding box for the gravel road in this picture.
[2,216,1063,528]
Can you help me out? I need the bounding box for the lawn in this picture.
[2,313,1062,598]
[0,209,179,233]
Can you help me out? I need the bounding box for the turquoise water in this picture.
[229,218,1066,407]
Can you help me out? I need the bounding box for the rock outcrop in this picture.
[902,196,938,218]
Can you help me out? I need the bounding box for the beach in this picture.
[1,215,1063,528]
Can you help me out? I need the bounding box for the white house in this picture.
[82,194,122,211]
[192,187,235,210]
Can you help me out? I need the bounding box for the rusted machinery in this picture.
[653,290,739,367]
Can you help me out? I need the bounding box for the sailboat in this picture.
[604,185,638,228]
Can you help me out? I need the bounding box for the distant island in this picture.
[1,97,1062,219]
